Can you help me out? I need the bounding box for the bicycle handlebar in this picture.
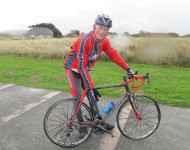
[122,72,150,88]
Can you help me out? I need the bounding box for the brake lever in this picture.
[142,73,150,84]
[134,71,138,80]
[146,73,150,85]
[134,71,138,75]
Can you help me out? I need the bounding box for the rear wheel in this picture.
[43,98,93,148]
[117,95,161,140]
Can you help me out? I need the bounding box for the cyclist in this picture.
[64,14,134,138]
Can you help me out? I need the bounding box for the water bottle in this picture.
[103,102,114,114]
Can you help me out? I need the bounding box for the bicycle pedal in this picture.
[99,126,113,136]
[103,128,114,138]
[102,128,114,138]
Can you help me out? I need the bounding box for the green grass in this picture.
[0,55,189,108]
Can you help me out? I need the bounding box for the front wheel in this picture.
[43,98,93,148]
[116,95,161,140]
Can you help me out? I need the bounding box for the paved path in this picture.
[0,83,190,150]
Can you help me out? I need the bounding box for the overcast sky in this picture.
[0,0,190,35]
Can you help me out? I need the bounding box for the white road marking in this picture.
[0,84,15,90]
[99,106,132,150]
[0,91,60,125]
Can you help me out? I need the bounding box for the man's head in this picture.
[94,14,112,41]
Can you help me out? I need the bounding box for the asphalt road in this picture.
[0,83,190,150]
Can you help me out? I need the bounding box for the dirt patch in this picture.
[98,76,106,80]
[6,71,16,78]
[55,76,65,82]
[134,90,145,95]
[118,89,126,94]
[28,76,41,83]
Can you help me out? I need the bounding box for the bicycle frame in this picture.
[71,74,148,121]
[43,71,162,148]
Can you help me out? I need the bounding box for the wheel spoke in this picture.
[50,113,66,122]
[119,118,137,127]
[127,120,138,136]
[142,109,157,117]
[142,117,158,125]
[60,104,68,119]
[48,119,64,124]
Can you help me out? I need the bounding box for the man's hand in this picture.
[93,88,101,101]
[127,68,134,79]
[88,88,101,101]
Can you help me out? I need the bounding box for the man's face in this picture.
[94,24,109,40]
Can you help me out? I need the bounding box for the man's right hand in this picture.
[127,68,134,79]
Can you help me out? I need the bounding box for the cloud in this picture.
[1,0,190,35]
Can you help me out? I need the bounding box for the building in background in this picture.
[28,27,53,38]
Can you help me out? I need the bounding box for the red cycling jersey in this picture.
[64,31,129,90]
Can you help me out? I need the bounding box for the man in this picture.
[64,14,133,138]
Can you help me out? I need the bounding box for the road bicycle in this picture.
[43,72,161,148]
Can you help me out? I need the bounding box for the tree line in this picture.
[29,23,190,38]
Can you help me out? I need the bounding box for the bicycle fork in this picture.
[129,97,142,120]
[124,75,142,121]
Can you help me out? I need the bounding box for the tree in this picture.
[109,32,117,36]
[167,32,179,37]
[28,23,62,38]
[70,30,80,36]
[123,32,130,36]
[184,34,190,37]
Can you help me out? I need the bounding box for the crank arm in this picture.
[96,125,114,137]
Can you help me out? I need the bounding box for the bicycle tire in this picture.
[116,95,161,140]
[43,98,93,148]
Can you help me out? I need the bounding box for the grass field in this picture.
[0,37,190,67]
[0,55,189,108]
